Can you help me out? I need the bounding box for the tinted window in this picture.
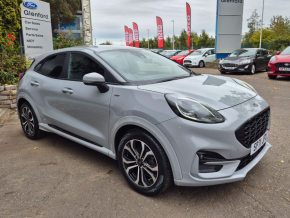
[229,49,256,57]
[257,50,264,57]
[34,61,43,72]
[40,54,66,78]
[263,50,268,56]
[68,53,105,81]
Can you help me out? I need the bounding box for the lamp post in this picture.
[259,0,265,48]
[172,20,174,50]
[147,29,149,49]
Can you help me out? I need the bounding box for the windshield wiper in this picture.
[157,75,190,83]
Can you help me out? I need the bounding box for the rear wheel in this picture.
[199,61,205,68]
[118,129,172,196]
[268,75,277,79]
[20,102,45,140]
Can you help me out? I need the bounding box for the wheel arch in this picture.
[17,94,42,124]
[109,116,182,180]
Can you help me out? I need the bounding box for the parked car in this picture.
[151,49,164,54]
[183,48,216,68]
[170,50,195,65]
[219,48,271,75]
[160,50,182,59]
[267,46,290,79]
[17,46,272,196]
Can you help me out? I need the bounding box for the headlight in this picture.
[270,56,276,63]
[177,57,183,60]
[234,79,258,94]
[165,94,225,123]
[239,59,251,65]
[219,60,224,64]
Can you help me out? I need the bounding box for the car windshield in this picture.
[281,47,290,55]
[97,49,192,85]
[161,51,179,55]
[189,50,206,56]
[177,51,191,56]
[229,49,256,57]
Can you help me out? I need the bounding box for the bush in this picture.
[0,34,28,85]
[53,30,84,50]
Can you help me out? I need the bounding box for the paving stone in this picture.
[12,99,16,104]
[10,90,17,95]
[9,96,16,100]
[0,105,11,108]
[10,104,16,109]
[0,91,10,96]
[0,96,8,100]
[2,100,12,105]
[4,85,17,91]
[0,86,4,92]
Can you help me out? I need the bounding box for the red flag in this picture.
[186,3,191,48]
[156,16,164,48]
[128,28,133,47]
[124,26,129,46]
[133,22,140,48]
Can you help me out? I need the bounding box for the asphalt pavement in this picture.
[0,68,289,218]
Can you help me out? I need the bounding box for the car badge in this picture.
[284,63,290,67]
[253,103,258,107]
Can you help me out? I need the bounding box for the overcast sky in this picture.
[91,0,289,45]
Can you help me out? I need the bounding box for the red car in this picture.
[170,50,195,65]
[268,46,290,79]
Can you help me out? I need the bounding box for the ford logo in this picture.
[284,63,290,67]
[23,1,38,9]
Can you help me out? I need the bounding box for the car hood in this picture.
[274,55,290,62]
[184,55,202,60]
[138,75,257,111]
[171,55,186,60]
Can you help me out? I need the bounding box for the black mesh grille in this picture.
[236,145,265,171]
[184,60,191,63]
[223,63,238,67]
[235,108,270,148]
[274,63,290,68]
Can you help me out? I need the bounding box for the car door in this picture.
[204,49,216,63]
[255,50,265,71]
[263,50,271,70]
[26,53,67,127]
[57,52,114,148]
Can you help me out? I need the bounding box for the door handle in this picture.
[62,88,74,94]
[30,81,39,86]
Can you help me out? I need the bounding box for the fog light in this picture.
[197,151,225,173]
[245,65,249,69]
[268,67,273,72]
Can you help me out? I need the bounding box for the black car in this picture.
[151,49,164,54]
[160,50,182,59]
[219,48,272,75]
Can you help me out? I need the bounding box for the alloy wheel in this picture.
[251,65,256,74]
[122,139,158,188]
[199,61,204,68]
[21,106,34,136]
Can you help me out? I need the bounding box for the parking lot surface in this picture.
[1,69,289,218]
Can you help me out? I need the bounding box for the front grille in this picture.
[274,71,290,75]
[223,63,238,68]
[274,63,290,68]
[184,60,191,63]
[236,145,265,171]
[235,108,270,148]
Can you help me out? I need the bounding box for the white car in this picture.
[183,48,216,68]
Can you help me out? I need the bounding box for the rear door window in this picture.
[39,54,66,78]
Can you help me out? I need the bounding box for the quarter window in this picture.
[40,54,66,78]
[68,53,105,81]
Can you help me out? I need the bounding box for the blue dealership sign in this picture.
[23,1,38,9]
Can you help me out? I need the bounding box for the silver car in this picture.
[17,46,272,195]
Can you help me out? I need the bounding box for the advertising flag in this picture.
[124,26,129,46]
[186,2,191,48]
[133,22,140,48]
[156,16,164,48]
[129,28,133,47]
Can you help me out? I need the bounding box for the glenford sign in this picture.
[20,0,53,60]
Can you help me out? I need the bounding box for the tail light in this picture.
[19,74,22,79]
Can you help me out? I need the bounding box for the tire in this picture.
[117,129,173,196]
[199,61,205,68]
[268,75,277,79]
[220,71,226,74]
[20,102,45,140]
[250,64,256,75]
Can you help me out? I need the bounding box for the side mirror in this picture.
[204,53,208,57]
[276,51,280,55]
[256,54,261,58]
[83,73,109,93]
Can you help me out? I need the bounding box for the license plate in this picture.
[224,67,235,70]
[251,131,268,155]
[279,67,290,71]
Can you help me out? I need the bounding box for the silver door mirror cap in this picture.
[83,73,109,93]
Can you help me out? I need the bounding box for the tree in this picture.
[164,35,172,49]
[197,30,210,47]
[42,0,80,36]
[100,41,113,45]
[243,9,261,43]
[249,28,273,47]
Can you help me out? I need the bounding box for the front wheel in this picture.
[268,74,277,79]
[199,61,205,68]
[250,64,256,75]
[118,129,173,196]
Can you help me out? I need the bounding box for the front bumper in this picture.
[219,63,252,72]
[268,62,290,76]
[156,95,271,186]
[183,60,199,67]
